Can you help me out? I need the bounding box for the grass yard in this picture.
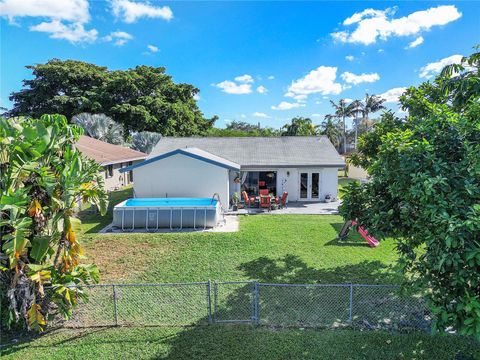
[3,187,478,359]
[3,326,479,360]
[80,212,400,285]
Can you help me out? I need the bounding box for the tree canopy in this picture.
[281,117,319,136]
[340,49,480,337]
[8,59,216,136]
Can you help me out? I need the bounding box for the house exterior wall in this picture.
[102,160,143,191]
[241,167,340,202]
[132,153,230,209]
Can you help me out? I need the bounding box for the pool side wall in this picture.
[112,202,220,229]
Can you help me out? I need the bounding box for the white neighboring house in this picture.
[120,136,345,208]
[75,135,147,191]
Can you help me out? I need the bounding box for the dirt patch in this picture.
[83,238,171,282]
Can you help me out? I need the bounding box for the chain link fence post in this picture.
[348,283,353,324]
[213,281,218,323]
[207,280,212,324]
[113,284,119,326]
[251,282,260,324]
[255,282,260,325]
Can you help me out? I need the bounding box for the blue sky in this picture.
[1,1,479,129]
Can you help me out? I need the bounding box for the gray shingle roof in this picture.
[149,136,345,168]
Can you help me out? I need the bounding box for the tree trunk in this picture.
[343,115,347,154]
[354,114,358,150]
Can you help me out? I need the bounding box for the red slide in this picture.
[351,220,380,248]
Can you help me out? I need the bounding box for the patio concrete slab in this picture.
[98,214,239,234]
[226,201,341,215]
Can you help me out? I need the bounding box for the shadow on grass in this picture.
[238,254,399,284]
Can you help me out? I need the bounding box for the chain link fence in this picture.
[55,281,432,332]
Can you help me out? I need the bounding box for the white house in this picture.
[120,136,345,209]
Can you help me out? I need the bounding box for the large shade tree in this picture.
[8,59,216,136]
[0,114,108,331]
[340,49,480,337]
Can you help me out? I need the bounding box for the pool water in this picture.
[124,198,218,207]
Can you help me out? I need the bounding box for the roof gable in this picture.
[119,147,241,173]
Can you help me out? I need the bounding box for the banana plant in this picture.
[0,114,108,331]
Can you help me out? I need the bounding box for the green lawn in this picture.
[3,326,479,360]
[3,188,478,359]
[80,212,399,284]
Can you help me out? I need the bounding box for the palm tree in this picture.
[130,131,162,154]
[361,93,386,132]
[327,99,359,154]
[347,100,363,149]
[320,116,342,150]
[72,113,124,145]
[280,117,319,136]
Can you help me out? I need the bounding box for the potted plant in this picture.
[232,192,240,211]
[325,194,332,203]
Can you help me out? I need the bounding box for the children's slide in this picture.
[352,220,380,247]
[338,220,379,247]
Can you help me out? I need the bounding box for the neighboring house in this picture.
[120,136,345,207]
[76,135,147,191]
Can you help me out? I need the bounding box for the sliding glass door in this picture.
[299,172,321,200]
[242,171,277,196]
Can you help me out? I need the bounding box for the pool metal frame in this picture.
[117,204,217,232]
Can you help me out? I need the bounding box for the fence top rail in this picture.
[46,281,401,289]
[258,283,400,288]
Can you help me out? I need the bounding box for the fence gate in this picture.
[213,281,259,323]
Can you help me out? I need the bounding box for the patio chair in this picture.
[259,194,271,211]
[275,191,288,208]
[241,191,255,208]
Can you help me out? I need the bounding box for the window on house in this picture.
[106,165,113,178]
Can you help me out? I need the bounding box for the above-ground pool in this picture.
[113,198,221,231]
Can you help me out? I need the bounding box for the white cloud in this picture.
[234,74,254,83]
[30,20,97,43]
[311,113,322,117]
[215,80,252,95]
[345,55,355,61]
[267,75,275,80]
[111,0,173,23]
[379,87,407,103]
[240,114,246,118]
[419,54,463,79]
[407,36,424,49]
[332,5,462,45]
[0,0,98,44]
[340,71,380,85]
[103,30,133,46]
[271,101,305,111]
[0,0,90,24]
[147,44,159,53]
[193,94,200,101]
[256,85,268,94]
[215,74,257,94]
[286,66,342,101]
[252,112,270,118]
